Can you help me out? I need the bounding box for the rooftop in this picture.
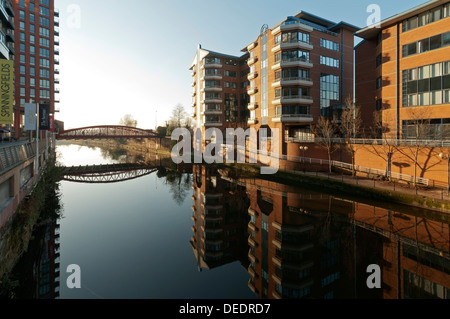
[356,0,448,39]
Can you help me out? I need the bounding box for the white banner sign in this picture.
[24,103,37,131]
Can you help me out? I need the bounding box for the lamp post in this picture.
[299,146,308,173]
[439,153,450,195]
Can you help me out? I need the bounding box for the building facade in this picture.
[0,0,15,61]
[12,0,59,139]
[190,45,250,149]
[190,12,358,158]
[356,0,450,140]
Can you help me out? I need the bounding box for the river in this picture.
[3,142,450,299]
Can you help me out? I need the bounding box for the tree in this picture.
[339,96,363,176]
[169,104,187,129]
[156,126,167,137]
[119,114,138,127]
[313,116,337,173]
[370,106,398,180]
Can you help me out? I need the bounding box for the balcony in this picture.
[248,119,257,125]
[202,86,222,93]
[55,37,60,45]
[55,77,60,84]
[273,108,313,124]
[247,57,258,65]
[55,87,60,93]
[272,95,313,105]
[271,22,313,35]
[202,74,222,81]
[202,62,223,69]
[203,109,222,116]
[0,2,9,22]
[272,76,313,88]
[6,42,13,55]
[54,18,60,27]
[247,41,257,51]
[54,28,59,36]
[247,72,257,81]
[204,120,222,127]
[202,98,222,104]
[248,103,258,111]
[247,88,258,95]
[4,0,13,16]
[0,41,8,60]
[192,101,196,108]
[272,58,313,70]
[272,40,313,53]
[55,48,60,55]
[7,16,14,30]
[55,68,60,74]
[6,29,13,42]
[191,78,196,87]
[54,8,60,17]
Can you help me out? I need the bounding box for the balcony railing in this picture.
[54,8,59,17]
[272,76,313,87]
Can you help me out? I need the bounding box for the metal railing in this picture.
[286,137,450,147]
[274,76,312,83]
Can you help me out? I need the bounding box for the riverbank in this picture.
[217,163,450,220]
[0,156,61,298]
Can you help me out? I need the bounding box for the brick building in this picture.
[12,0,59,139]
[356,0,450,140]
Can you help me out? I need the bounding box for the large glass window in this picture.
[403,60,450,107]
[403,31,450,57]
[403,3,450,32]
[320,74,340,117]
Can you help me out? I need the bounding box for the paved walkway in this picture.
[283,168,450,203]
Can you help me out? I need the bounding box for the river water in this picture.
[5,143,450,299]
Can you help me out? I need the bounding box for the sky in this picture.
[55,0,427,130]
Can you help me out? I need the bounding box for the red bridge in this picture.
[56,125,159,140]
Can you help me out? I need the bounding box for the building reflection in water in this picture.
[11,217,61,299]
[190,165,250,271]
[191,165,450,299]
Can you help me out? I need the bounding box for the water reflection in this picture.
[191,165,450,299]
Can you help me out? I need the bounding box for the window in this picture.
[30,24,35,34]
[320,39,339,51]
[376,54,382,68]
[224,70,237,78]
[30,67,35,76]
[20,77,26,85]
[40,69,50,78]
[20,87,26,96]
[20,65,26,75]
[40,0,50,7]
[403,59,450,107]
[19,10,25,20]
[20,54,26,64]
[39,6,50,17]
[320,56,340,68]
[30,13,35,23]
[39,17,50,27]
[403,31,450,57]
[30,78,36,87]
[39,38,50,48]
[376,77,382,89]
[39,27,50,38]
[30,34,35,44]
[20,21,25,31]
[403,3,450,32]
[30,56,35,66]
[20,43,25,53]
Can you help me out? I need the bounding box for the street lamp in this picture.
[299,146,309,172]
[439,152,450,194]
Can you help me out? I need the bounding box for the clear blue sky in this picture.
[55,0,426,130]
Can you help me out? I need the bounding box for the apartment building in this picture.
[190,165,249,271]
[356,0,450,140]
[0,0,14,61]
[242,12,357,157]
[12,0,59,139]
[190,45,250,148]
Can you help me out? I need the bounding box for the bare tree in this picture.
[339,96,362,176]
[119,114,138,127]
[170,104,187,129]
[313,116,337,173]
[397,106,435,187]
